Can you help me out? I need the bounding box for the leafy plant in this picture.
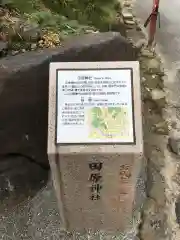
[0,0,120,55]
[0,0,13,6]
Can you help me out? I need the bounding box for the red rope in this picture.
[144,0,160,46]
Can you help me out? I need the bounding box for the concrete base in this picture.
[49,153,142,233]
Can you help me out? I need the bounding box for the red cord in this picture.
[148,0,160,45]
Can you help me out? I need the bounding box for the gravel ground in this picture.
[0,179,64,240]
[0,177,139,240]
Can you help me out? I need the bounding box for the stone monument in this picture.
[48,61,143,233]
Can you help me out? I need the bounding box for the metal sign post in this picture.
[144,0,160,46]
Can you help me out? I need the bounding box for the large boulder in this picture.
[0,32,138,208]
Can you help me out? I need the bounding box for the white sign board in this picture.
[56,68,135,144]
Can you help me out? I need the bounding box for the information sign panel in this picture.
[56,68,135,144]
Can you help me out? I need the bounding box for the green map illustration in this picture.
[89,107,130,138]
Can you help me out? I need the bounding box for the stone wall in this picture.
[119,0,180,239]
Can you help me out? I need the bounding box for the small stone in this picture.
[141,76,146,82]
[11,50,19,56]
[146,58,162,74]
[31,43,37,50]
[124,3,131,7]
[151,89,166,100]
[148,168,165,206]
[122,10,133,20]
[168,133,180,156]
[141,49,154,58]
[151,89,166,108]
[124,20,135,25]
[85,29,98,34]
[153,121,169,135]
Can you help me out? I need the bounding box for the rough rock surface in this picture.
[120,1,170,239]
[0,41,7,52]
[0,32,138,211]
[0,155,48,213]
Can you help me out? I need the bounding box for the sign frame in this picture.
[55,67,136,145]
[48,61,143,155]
